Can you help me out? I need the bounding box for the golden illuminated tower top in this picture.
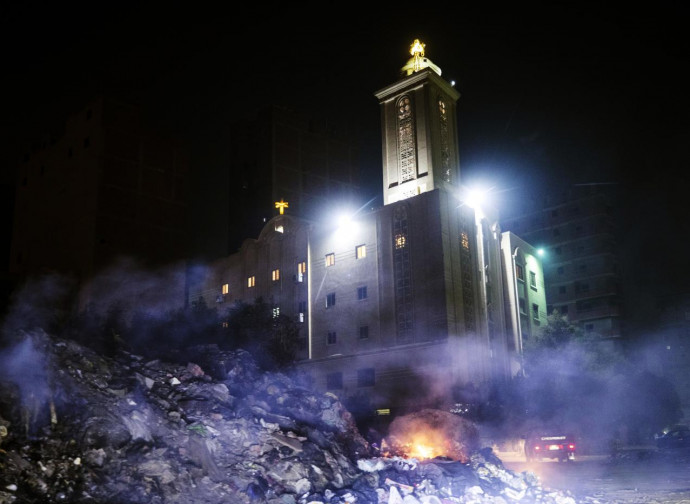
[401,39,442,76]
[410,39,425,65]
[376,38,460,205]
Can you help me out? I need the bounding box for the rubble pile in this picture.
[0,330,581,503]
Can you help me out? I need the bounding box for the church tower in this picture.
[191,40,520,417]
[375,40,461,205]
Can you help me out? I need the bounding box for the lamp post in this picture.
[306,222,313,360]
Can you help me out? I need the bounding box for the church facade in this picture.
[189,42,543,414]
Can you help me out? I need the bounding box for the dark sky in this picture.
[3,3,689,298]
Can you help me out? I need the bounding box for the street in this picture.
[500,450,690,503]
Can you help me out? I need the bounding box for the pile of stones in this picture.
[0,330,583,503]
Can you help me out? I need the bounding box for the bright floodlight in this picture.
[464,186,490,209]
[336,213,352,228]
[537,248,545,257]
[335,211,357,236]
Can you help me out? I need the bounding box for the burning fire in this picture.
[382,409,479,463]
[403,429,451,459]
[383,428,452,460]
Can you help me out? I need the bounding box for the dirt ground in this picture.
[497,449,690,503]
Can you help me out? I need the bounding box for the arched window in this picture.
[438,98,451,183]
[396,96,417,182]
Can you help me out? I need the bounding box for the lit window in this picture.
[357,368,375,387]
[326,372,343,389]
[515,264,524,280]
[272,269,280,281]
[247,276,256,288]
[221,321,229,328]
[359,325,369,339]
[529,271,536,289]
[298,301,307,322]
[357,286,368,300]
[325,253,335,267]
[327,331,337,344]
[326,292,336,308]
[275,225,284,233]
[222,283,229,295]
[394,233,407,249]
[296,261,306,282]
[356,244,366,259]
[273,306,280,318]
[461,232,469,250]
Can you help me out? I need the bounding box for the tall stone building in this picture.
[10,95,190,310]
[190,41,543,416]
[222,104,361,253]
[502,185,622,340]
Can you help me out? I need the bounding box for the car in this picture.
[525,433,576,462]
[656,425,690,450]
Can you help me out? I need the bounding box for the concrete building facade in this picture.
[500,232,548,375]
[10,95,190,311]
[501,185,621,340]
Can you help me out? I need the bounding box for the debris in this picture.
[0,331,589,503]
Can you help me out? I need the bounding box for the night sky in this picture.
[2,4,689,308]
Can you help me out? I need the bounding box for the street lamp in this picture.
[306,222,313,360]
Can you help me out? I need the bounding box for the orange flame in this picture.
[393,428,451,460]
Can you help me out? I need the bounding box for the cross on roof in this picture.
[275,199,289,215]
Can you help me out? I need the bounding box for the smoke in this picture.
[478,332,686,452]
[0,329,54,436]
[350,319,684,453]
[0,257,213,436]
[1,272,76,340]
[80,256,192,321]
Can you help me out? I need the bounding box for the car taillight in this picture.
[568,444,575,450]
[534,446,540,451]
